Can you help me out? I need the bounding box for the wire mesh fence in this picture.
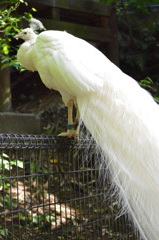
[0,134,139,240]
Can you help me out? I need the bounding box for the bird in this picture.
[15,25,159,240]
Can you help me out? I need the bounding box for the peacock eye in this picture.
[24,32,27,34]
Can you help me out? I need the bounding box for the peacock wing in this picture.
[34,31,114,97]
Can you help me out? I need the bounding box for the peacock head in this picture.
[15,28,37,41]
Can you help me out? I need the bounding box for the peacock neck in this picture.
[17,37,37,71]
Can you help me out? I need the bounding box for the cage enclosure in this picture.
[0,134,138,240]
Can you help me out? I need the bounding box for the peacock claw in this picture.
[58,130,79,139]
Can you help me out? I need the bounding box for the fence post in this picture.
[0,65,12,112]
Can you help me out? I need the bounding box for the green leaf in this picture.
[10,160,24,168]
[4,26,12,35]
[2,153,9,158]
[32,215,40,224]
[140,77,153,88]
[12,26,20,33]
[0,153,10,170]
[2,45,9,55]
[4,183,10,190]
[0,228,9,237]
[19,215,26,221]
[31,8,37,12]
[45,215,56,222]
[20,68,26,72]
[0,159,10,171]
[24,13,32,19]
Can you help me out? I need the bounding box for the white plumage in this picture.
[15,27,159,240]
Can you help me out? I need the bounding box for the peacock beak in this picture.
[14,33,22,39]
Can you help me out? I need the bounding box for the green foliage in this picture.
[31,215,56,227]
[140,77,154,89]
[0,152,23,192]
[100,1,159,81]
[139,77,159,103]
[120,11,159,82]
[100,0,159,9]
[0,0,35,70]
[0,152,23,171]
[99,1,159,98]
[0,227,9,237]
[20,214,56,228]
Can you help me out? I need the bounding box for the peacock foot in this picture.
[58,124,79,139]
[58,130,79,139]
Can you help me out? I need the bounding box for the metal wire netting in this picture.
[0,134,139,240]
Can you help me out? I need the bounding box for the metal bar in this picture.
[0,133,138,239]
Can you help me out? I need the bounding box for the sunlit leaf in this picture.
[2,153,9,158]
[10,160,24,168]
[3,45,9,55]
[31,8,37,12]
[45,215,56,222]
[50,158,58,163]
[20,67,26,72]
[0,159,10,170]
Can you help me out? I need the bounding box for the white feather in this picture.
[29,18,46,31]
[16,28,159,240]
